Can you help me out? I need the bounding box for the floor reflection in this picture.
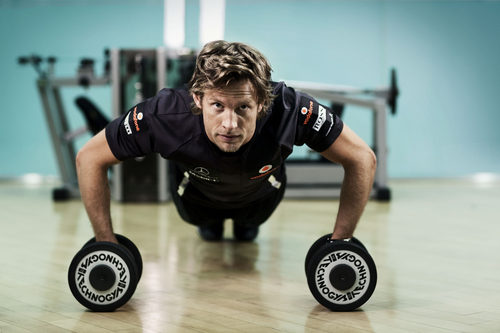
[306,304,376,332]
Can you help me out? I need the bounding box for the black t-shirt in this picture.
[105,81,344,207]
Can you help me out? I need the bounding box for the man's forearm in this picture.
[77,162,117,243]
[331,160,376,239]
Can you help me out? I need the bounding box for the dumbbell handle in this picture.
[329,238,352,242]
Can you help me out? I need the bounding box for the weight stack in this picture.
[110,47,170,203]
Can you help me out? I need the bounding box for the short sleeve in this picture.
[105,99,154,161]
[281,85,343,152]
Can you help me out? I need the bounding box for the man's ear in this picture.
[257,104,263,114]
[193,93,202,109]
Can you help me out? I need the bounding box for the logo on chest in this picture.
[188,167,221,183]
[250,164,279,180]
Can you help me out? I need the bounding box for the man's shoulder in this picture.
[144,87,202,141]
[271,81,289,96]
[266,81,299,118]
[154,87,193,116]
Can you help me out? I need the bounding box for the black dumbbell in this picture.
[68,234,142,311]
[305,234,377,311]
[83,234,143,282]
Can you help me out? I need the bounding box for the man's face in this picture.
[194,80,263,153]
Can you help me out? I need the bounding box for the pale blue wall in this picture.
[1,0,499,178]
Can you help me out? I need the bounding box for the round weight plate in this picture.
[350,237,367,252]
[305,234,367,271]
[115,235,143,282]
[305,233,332,272]
[83,234,143,282]
[306,242,377,311]
[68,242,138,312]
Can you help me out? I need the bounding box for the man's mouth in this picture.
[218,134,240,142]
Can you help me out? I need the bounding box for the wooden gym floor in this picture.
[0,178,499,333]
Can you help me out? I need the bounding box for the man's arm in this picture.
[76,129,120,243]
[320,124,377,239]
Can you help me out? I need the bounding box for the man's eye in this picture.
[239,105,248,111]
[213,103,223,109]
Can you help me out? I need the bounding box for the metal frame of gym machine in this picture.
[110,48,170,202]
[284,75,398,201]
[35,59,109,200]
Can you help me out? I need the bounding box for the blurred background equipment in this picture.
[109,48,196,203]
[18,48,197,202]
[18,53,110,201]
[285,69,399,201]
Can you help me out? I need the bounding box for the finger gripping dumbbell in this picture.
[68,234,142,311]
[305,234,377,311]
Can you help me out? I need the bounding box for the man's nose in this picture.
[221,109,237,130]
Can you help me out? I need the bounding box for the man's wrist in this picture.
[94,230,118,243]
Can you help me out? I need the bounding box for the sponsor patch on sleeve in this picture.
[313,105,327,132]
[298,97,315,126]
[297,97,330,132]
[123,105,147,135]
[325,112,334,136]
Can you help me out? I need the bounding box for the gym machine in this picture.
[18,54,111,200]
[284,69,399,201]
[109,48,167,203]
[109,48,195,202]
[18,48,196,202]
